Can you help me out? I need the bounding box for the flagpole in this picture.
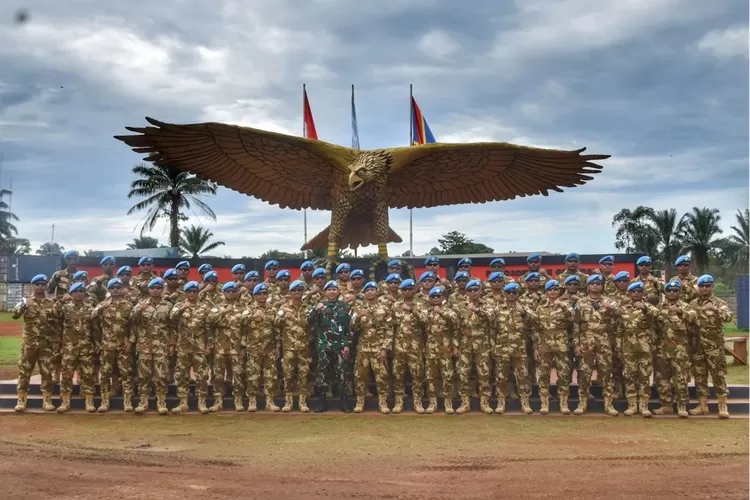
[302,83,308,259]
[409,84,414,257]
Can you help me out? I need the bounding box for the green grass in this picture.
[726,362,749,385]
[0,336,20,372]
[724,322,748,336]
[0,312,17,323]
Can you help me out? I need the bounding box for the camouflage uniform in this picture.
[669,274,698,304]
[92,297,134,411]
[55,300,96,412]
[534,300,575,414]
[557,270,589,290]
[309,299,353,409]
[132,271,155,298]
[13,296,56,409]
[455,300,494,413]
[655,300,697,414]
[576,296,617,415]
[424,305,459,413]
[130,298,172,413]
[246,302,281,410]
[198,287,223,307]
[274,301,311,410]
[163,286,186,384]
[351,300,393,413]
[617,301,660,416]
[169,300,210,413]
[632,274,665,411]
[690,295,733,415]
[494,302,536,413]
[598,273,618,296]
[519,269,551,292]
[608,290,629,398]
[206,301,248,410]
[391,299,427,412]
[47,268,74,380]
[89,273,115,304]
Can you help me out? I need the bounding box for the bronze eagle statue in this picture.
[115,118,609,275]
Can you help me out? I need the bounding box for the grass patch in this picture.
[0,337,20,372]
[725,322,748,336]
[727,362,749,385]
[0,312,17,323]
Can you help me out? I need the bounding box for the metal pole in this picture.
[302,83,308,259]
[409,84,414,257]
[51,223,55,244]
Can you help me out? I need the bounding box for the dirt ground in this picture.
[0,322,21,337]
[0,414,747,500]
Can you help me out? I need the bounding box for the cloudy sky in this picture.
[0,0,747,258]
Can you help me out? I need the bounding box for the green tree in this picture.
[179,225,226,258]
[0,237,30,254]
[680,207,724,275]
[434,231,494,254]
[726,208,749,269]
[126,236,160,249]
[36,241,64,256]
[612,206,659,257]
[126,162,218,248]
[0,189,19,242]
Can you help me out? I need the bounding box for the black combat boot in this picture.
[315,393,328,413]
[340,394,352,413]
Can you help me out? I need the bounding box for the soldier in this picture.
[378,273,402,307]
[309,279,353,413]
[231,264,246,285]
[264,259,280,294]
[116,266,142,306]
[456,257,474,279]
[13,274,56,412]
[47,249,79,299]
[494,282,536,415]
[455,279,494,414]
[206,281,248,412]
[197,263,212,289]
[653,279,697,418]
[423,286,459,414]
[175,260,191,288]
[274,279,311,412]
[90,255,117,304]
[518,271,544,396]
[300,260,315,289]
[55,282,97,413]
[558,253,589,289]
[609,271,631,399]
[617,281,661,417]
[71,270,98,307]
[689,274,734,418]
[596,256,618,296]
[484,271,508,305]
[162,268,185,304]
[562,275,585,400]
[346,269,366,300]
[92,278,135,413]
[245,283,281,412]
[270,270,291,306]
[130,277,172,415]
[519,253,552,291]
[534,280,575,415]
[415,271,437,304]
[670,255,698,304]
[424,256,453,294]
[303,268,327,306]
[132,256,156,298]
[378,260,404,294]
[575,275,619,416]
[198,271,222,306]
[169,281,210,414]
[335,263,353,293]
[483,258,511,294]
[241,271,261,301]
[449,271,470,305]
[391,279,427,414]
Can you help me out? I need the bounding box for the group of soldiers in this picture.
[12,250,734,418]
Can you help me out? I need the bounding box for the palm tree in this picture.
[127,236,160,249]
[0,237,30,254]
[0,189,19,241]
[721,208,750,269]
[680,207,724,274]
[611,206,660,261]
[647,208,686,270]
[179,225,225,258]
[127,163,218,248]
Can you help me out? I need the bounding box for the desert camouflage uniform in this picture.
[577,296,617,409]
[130,298,172,407]
[377,291,401,308]
[132,271,156,298]
[245,302,281,402]
[617,301,660,411]
[90,273,115,304]
[519,289,544,384]
[608,291,629,397]
[170,301,210,401]
[633,274,665,407]
[275,301,311,397]
[656,300,697,409]
[55,300,96,397]
[424,305,459,404]
[534,300,575,409]
[600,273,618,296]
[206,301,249,402]
[264,278,280,296]
[391,298,427,402]
[669,274,698,304]
[519,269,551,292]
[482,274,511,294]
[455,300,494,402]
[351,301,393,399]
[557,270,589,290]
[309,299,352,398]
[198,287,223,307]
[47,268,74,380]
[123,286,143,306]
[162,286,185,384]
[92,297,134,401]
[494,302,536,403]
[13,296,56,396]
[690,296,733,400]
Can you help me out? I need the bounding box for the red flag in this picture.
[303,89,319,140]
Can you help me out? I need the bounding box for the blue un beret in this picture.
[387,259,401,268]
[488,271,504,282]
[465,279,481,290]
[222,282,238,292]
[264,260,279,270]
[203,271,218,282]
[636,256,652,265]
[565,253,579,261]
[419,271,435,282]
[138,256,153,266]
[424,256,439,265]
[289,280,306,291]
[697,274,714,286]
[350,269,365,278]
[504,282,520,292]
[72,271,88,281]
[148,277,165,289]
[428,286,445,297]
[545,280,560,291]
[30,274,48,284]
[525,272,540,281]
[386,273,402,283]
[253,283,269,295]
[454,271,469,281]
[276,270,291,280]
[457,257,472,267]
[100,256,116,266]
[300,260,315,270]
[627,282,644,292]
[107,278,123,289]
[231,264,246,274]
[184,281,200,292]
[527,253,541,262]
[665,279,682,289]
[324,280,339,290]
[198,264,212,274]
[362,281,378,291]
[490,258,505,267]
[116,266,132,276]
[69,282,86,293]
[176,260,190,270]
[312,268,327,278]
[599,255,614,264]
[675,255,691,266]
[163,268,178,279]
[244,271,260,281]
[564,275,580,285]
[614,271,630,281]
[335,263,351,274]
[400,279,416,289]
[586,274,603,285]
[63,250,79,260]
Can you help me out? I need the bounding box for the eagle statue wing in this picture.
[383,142,609,209]
[115,118,358,211]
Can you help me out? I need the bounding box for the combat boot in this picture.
[494,395,506,415]
[209,395,223,413]
[455,395,470,414]
[98,396,110,413]
[353,396,365,413]
[689,396,709,416]
[41,391,55,412]
[134,396,149,414]
[559,392,570,415]
[413,397,425,414]
[480,396,492,414]
[520,396,533,415]
[604,397,619,416]
[392,395,404,414]
[445,397,456,415]
[378,394,390,414]
[426,397,437,414]
[123,392,134,413]
[234,395,245,412]
[340,394,352,413]
[197,395,209,414]
[315,394,328,413]
[299,394,310,413]
[57,393,72,413]
[171,396,188,414]
[508,382,519,400]
[573,398,587,415]
[677,402,688,418]
[652,403,673,415]
[623,397,638,416]
[84,395,96,413]
[539,393,549,415]
[247,396,257,412]
[14,391,28,412]
[639,400,652,418]
[156,394,168,415]
[718,396,730,419]
[281,394,294,413]
[266,396,281,412]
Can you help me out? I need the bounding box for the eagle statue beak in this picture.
[349,171,364,191]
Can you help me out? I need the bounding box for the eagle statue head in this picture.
[347,151,391,192]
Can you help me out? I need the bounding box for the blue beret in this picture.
[428,286,445,297]
[116,265,132,276]
[107,278,123,289]
[697,274,714,286]
[72,271,88,281]
[30,274,48,284]
[335,263,351,274]
[198,264,212,274]
[276,270,291,280]
[244,271,260,280]
[599,255,614,264]
[488,271,504,282]
[253,283,269,295]
[300,260,315,270]
[324,280,339,290]
[100,255,116,266]
[289,279,306,291]
[387,259,402,268]
[586,274,602,285]
[614,271,630,281]
[350,269,364,278]
[69,282,86,293]
[184,281,200,292]
[163,268,178,279]
[176,260,190,270]
[544,280,560,291]
[386,273,402,283]
[264,260,279,270]
[525,272,540,280]
[63,250,79,260]
[675,255,691,266]
[148,277,165,289]
[457,257,472,267]
[312,268,327,278]
[424,256,439,265]
[454,271,469,280]
[564,275,580,285]
[203,271,218,282]
[665,279,682,289]
[526,253,541,262]
[400,279,416,289]
[565,253,579,261]
[419,271,435,282]
[504,282,520,292]
[627,282,644,292]
[490,258,505,267]
[363,281,378,291]
[221,282,238,292]
[138,256,153,266]
[231,264,246,273]
[465,279,481,290]
[636,256,652,265]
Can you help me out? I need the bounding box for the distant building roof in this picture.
[418,252,556,259]
[94,248,179,258]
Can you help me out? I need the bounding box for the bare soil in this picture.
[0,413,747,499]
[0,323,21,337]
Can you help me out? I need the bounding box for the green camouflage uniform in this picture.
[309,299,352,396]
